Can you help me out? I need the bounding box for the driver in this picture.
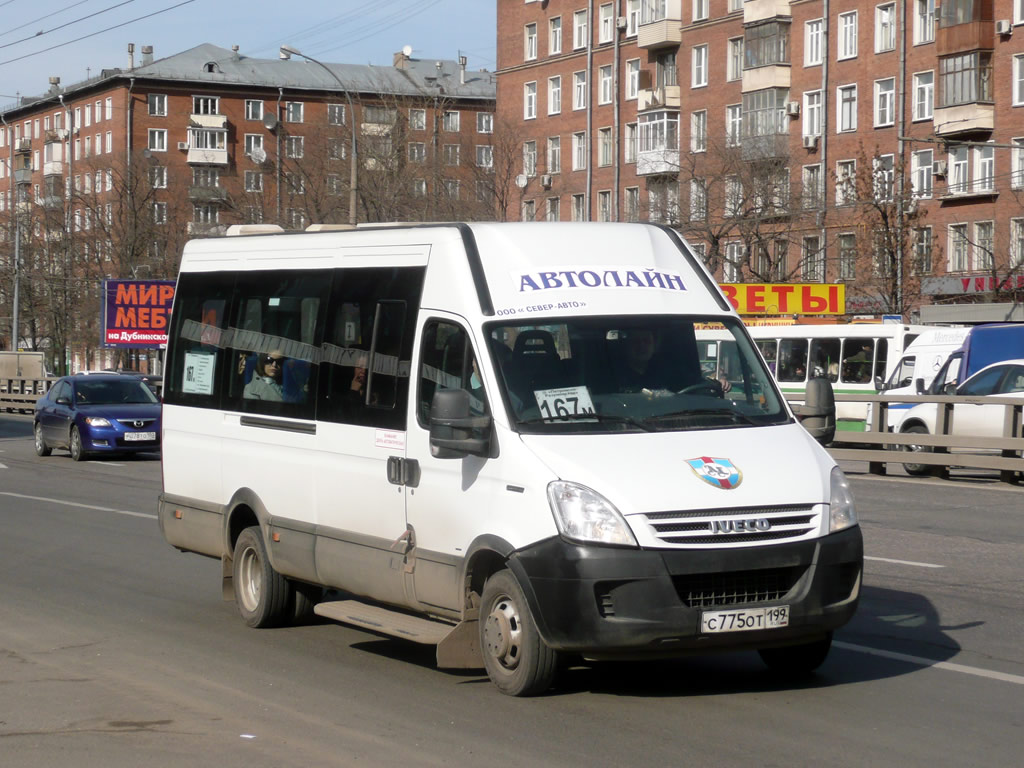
[617,329,669,393]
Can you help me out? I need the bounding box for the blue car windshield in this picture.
[486,315,789,434]
[74,379,159,405]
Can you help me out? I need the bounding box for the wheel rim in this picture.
[35,425,44,452]
[238,545,262,613]
[71,429,81,458]
[483,594,523,672]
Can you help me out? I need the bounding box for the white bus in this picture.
[700,324,931,430]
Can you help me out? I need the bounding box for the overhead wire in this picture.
[0,0,139,52]
[0,0,94,41]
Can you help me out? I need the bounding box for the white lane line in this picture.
[0,461,7,469]
[835,641,1024,686]
[865,555,945,569]
[0,491,156,520]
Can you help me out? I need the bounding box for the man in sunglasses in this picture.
[244,350,286,401]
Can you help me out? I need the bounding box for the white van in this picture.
[877,327,969,428]
[158,222,862,696]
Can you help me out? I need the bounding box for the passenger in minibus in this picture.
[244,351,286,401]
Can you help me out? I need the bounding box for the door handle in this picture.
[386,457,420,487]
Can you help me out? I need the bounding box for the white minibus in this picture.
[159,222,862,696]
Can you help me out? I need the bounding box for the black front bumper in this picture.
[507,526,863,658]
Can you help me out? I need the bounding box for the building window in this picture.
[1011,219,1024,269]
[600,3,615,42]
[285,102,304,122]
[408,142,426,163]
[744,21,789,68]
[599,65,613,104]
[328,138,345,161]
[547,197,561,221]
[548,76,562,115]
[550,16,563,55]
[523,141,536,176]
[476,145,493,168]
[626,59,640,99]
[728,38,744,81]
[805,19,823,66]
[597,190,612,222]
[656,50,678,87]
[1015,55,1024,106]
[524,81,537,119]
[726,104,742,147]
[875,78,896,126]
[478,112,493,133]
[522,200,536,221]
[724,177,743,217]
[105,97,113,120]
[193,96,219,115]
[802,164,823,208]
[949,145,969,193]
[409,108,426,131]
[285,135,304,158]
[105,131,113,153]
[150,166,167,189]
[326,104,345,126]
[973,221,994,270]
[915,0,936,44]
[598,127,612,166]
[648,179,679,225]
[285,173,305,195]
[547,136,561,173]
[625,187,639,221]
[724,242,743,282]
[838,12,858,60]
[626,0,641,35]
[1012,138,1024,189]
[147,94,167,116]
[444,144,461,166]
[802,236,824,281]
[741,88,788,143]
[973,144,994,192]
[838,233,857,280]
[244,134,263,156]
[443,111,460,131]
[692,44,708,88]
[625,122,637,163]
[525,22,538,60]
[690,178,707,221]
[876,3,896,52]
[912,149,934,197]
[147,128,167,151]
[153,202,167,224]
[913,71,934,120]
[572,132,587,171]
[838,85,858,132]
[803,90,822,136]
[914,227,933,273]
[693,0,708,22]
[571,193,586,221]
[244,170,262,192]
[245,100,264,121]
[948,223,969,272]
[690,110,707,153]
[573,71,587,110]
[574,9,588,49]
[873,154,895,202]
[940,52,993,106]
[836,159,857,204]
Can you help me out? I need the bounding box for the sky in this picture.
[0,0,497,108]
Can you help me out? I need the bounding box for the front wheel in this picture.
[758,633,833,676]
[900,425,933,476]
[479,569,558,696]
[69,426,86,462]
[233,526,291,628]
[34,423,52,456]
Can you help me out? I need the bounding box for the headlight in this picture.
[84,417,111,427]
[546,481,637,547]
[829,467,857,533]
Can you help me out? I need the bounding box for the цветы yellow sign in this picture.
[720,283,846,315]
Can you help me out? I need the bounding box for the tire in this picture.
[34,423,52,457]
[289,581,323,624]
[69,426,86,462]
[900,425,932,476]
[232,526,291,628]
[758,633,833,676]
[479,569,558,696]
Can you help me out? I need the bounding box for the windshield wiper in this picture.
[517,412,656,432]
[644,408,760,427]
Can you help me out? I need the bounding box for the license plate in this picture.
[124,431,156,441]
[701,605,789,634]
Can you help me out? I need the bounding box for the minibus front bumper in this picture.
[507,526,863,658]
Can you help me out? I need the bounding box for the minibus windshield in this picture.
[486,316,789,434]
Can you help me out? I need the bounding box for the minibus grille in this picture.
[642,504,819,547]
[673,566,807,608]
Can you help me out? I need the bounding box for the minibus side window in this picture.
[810,338,840,381]
[755,339,778,375]
[417,321,489,426]
[165,272,235,409]
[777,339,809,382]
[841,339,874,383]
[876,339,889,381]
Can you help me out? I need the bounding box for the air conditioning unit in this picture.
[786,101,801,117]
[177,141,190,150]
[540,174,552,189]
[933,159,947,177]
[996,19,1012,35]
[616,15,628,30]
[802,134,819,150]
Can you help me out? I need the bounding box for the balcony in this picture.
[637,85,681,112]
[186,222,227,236]
[187,147,229,165]
[638,0,682,49]
[188,185,228,202]
[741,133,790,161]
[742,65,791,93]
[934,103,994,136]
[937,19,994,55]
[43,160,63,176]
[637,148,681,176]
[13,168,32,185]
[744,0,792,23]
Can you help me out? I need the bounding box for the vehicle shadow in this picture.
[344,584,964,697]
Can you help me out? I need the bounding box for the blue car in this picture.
[34,374,162,461]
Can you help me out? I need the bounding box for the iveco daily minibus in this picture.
[158,222,862,696]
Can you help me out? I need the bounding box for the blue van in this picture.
[922,323,1024,394]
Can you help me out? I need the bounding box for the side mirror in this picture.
[55,396,71,406]
[791,375,835,445]
[429,389,492,459]
[874,375,886,392]
[915,378,925,395]
[943,383,957,396]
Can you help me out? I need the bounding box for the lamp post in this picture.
[279,45,358,226]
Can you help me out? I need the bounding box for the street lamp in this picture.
[278,45,358,226]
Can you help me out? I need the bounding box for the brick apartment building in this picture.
[0,42,496,366]
[496,0,1024,320]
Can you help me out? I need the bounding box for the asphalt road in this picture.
[1,412,1022,767]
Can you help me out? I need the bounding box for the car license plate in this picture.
[124,431,156,441]
[701,606,789,634]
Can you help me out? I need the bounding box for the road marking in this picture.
[0,491,156,520]
[835,641,1024,686]
[865,555,944,569]
[0,461,7,470]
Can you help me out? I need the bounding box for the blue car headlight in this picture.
[84,416,111,427]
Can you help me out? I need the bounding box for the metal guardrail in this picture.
[789,393,1024,484]
[0,377,54,412]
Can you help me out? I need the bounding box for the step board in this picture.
[314,600,453,645]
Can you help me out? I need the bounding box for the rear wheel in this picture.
[479,569,558,696]
[758,633,833,676]
[900,425,932,476]
[233,526,291,628]
[69,426,86,462]
[34,423,52,457]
